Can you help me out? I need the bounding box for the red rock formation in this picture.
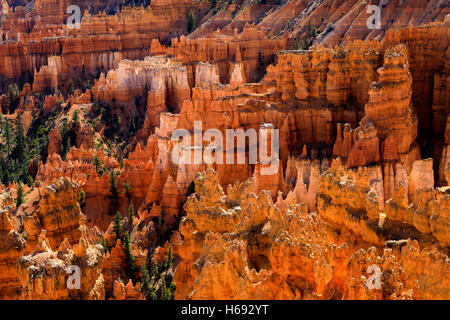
[112,280,144,300]
[265,41,381,152]
[161,24,288,84]
[174,167,450,300]
[17,226,105,300]
[0,0,212,91]
[160,175,181,234]
[434,46,450,186]
[363,45,418,167]
[36,147,117,186]
[257,0,450,46]
[1,2,449,301]
[384,18,450,138]
[102,239,126,295]
[22,178,83,252]
[0,192,26,299]
[93,56,190,139]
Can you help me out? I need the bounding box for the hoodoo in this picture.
[0,0,448,302]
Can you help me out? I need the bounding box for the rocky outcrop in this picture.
[17,226,105,300]
[317,159,382,245]
[174,167,450,300]
[36,147,118,185]
[93,56,190,140]
[384,18,450,138]
[160,24,288,85]
[265,41,382,152]
[23,178,83,251]
[112,280,144,300]
[102,239,126,296]
[363,45,418,168]
[0,193,26,299]
[0,0,211,91]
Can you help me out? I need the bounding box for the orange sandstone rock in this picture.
[0,193,26,299]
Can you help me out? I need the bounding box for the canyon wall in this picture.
[0,1,448,301]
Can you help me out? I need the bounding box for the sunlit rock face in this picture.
[0,0,211,91]
[174,167,450,300]
[22,178,83,252]
[17,227,105,300]
[0,194,26,299]
[0,0,448,300]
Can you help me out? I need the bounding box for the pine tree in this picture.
[60,118,69,137]
[113,211,123,240]
[29,138,39,161]
[4,121,12,154]
[120,272,127,284]
[128,200,134,233]
[67,79,74,95]
[151,259,159,280]
[7,83,20,113]
[16,182,25,207]
[158,277,174,300]
[62,135,71,160]
[11,114,29,182]
[26,175,33,187]
[123,182,131,201]
[129,116,136,135]
[78,188,86,207]
[59,118,70,159]
[168,282,176,300]
[93,156,104,177]
[187,9,195,33]
[140,264,151,299]
[166,244,173,270]
[98,235,108,254]
[149,288,157,300]
[14,114,26,162]
[71,109,80,129]
[35,123,49,163]
[123,231,135,281]
[160,278,168,300]
[109,170,119,197]
[109,170,119,213]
